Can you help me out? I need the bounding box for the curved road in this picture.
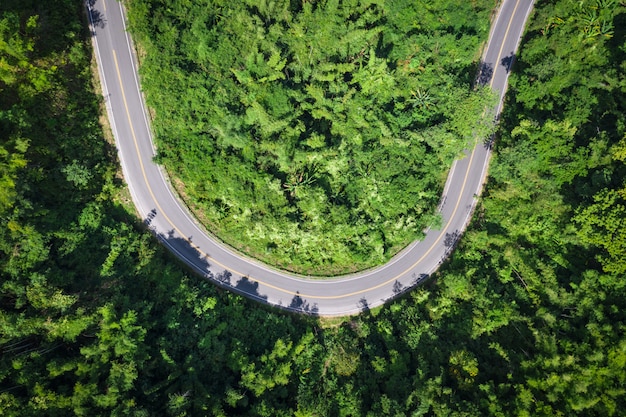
[87,0,534,316]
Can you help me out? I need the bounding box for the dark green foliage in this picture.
[2,0,626,416]
[126,0,495,274]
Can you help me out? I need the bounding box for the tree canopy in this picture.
[126,0,495,274]
[1,0,625,416]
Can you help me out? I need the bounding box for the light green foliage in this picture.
[0,13,52,95]
[126,0,495,274]
[576,187,626,275]
[2,0,626,416]
[449,349,479,389]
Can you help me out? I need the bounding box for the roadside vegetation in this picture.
[1,0,625,416]
[125,0,496,274]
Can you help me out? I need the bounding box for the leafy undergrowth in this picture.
[126,0,496,274]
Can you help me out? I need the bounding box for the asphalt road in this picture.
[87,0,535,316]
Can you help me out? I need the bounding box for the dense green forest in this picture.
[126,0,496,274]
[1,0,625,416]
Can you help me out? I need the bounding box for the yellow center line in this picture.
[111,0,525,302]
[493,1,522,86]
[113,50,301,297]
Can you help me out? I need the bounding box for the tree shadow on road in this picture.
[358,298,370,313]
[234,276,268,301]
[156,225,269,302]
[477,61,494,86]
[501,52,516,73]
[288,292,319,315]
[86,0,107,34]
